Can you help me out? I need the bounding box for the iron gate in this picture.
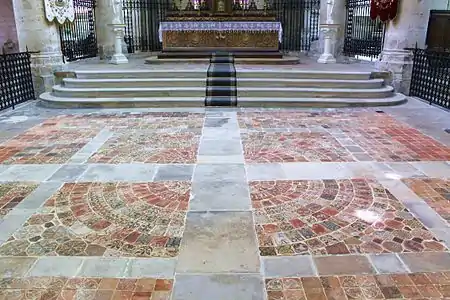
[343,0,385,59]
[0,51,35,111]
[272,0,320,52]
[59,0,98,62]
[123,0,171,53]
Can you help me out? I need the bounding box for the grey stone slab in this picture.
[78,164,157,182]
[379,179,426,204]
[14,182,62,210]
[410,161,450,178]
[77,258,130,277]
[369,254,410,274]
[46,164,89,182]
[177,211,260,273]
[0,165,9,175]
[124,258,176,278]
[198,140,242,156]
[0,213,35,243]
[0,164,62,182]
[0,257,37,278]
[385,162,425,178]
[246,164,285,181]
[403,202,448,228]
[172,274,265,300]
[399,252,450,272]
[190,181,251,211]
[204,117,238,128]
[202,128,241,140]
[193,164,246,182]
[262,256,316,278]
[197,155,244,164]
[68,129,113,163]
[27,257,84,277]
[282,162,353,180]
[431,228,450,248]
[154,164,194,181]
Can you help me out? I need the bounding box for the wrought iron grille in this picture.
[272,0,320,52]
[343,0,385,59]
[0,51,35,111]
[123,0,171,53]
[409,48,450,110]
[59,0,98,62]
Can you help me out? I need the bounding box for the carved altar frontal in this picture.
[159,21,282,51]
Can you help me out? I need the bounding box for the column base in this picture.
[110,53,128,64]
[376,49,413,94]
[30,51,65,97]
[317,53,337,64]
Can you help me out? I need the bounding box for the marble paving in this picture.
[0,99,449,300]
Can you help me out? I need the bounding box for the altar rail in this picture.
[0,51,35,111]
[409,47,450,110]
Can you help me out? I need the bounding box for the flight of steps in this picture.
[39,69,406,108]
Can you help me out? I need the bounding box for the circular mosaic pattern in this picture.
[0,182,190,257]
[242,132,354,163]
[250,179,446,256]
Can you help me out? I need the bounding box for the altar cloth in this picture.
[158,21,283,43]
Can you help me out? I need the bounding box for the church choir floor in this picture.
[0,98,449,300]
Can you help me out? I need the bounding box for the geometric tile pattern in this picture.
[251,179,446,256]
[0,120,98,164]
[0,277,173,300]
[89,131,200,164]
[265,272,450,300]
[0,182,190,257]
[0,183,38,219]
[239,112,450,162]
[402,178,450,223]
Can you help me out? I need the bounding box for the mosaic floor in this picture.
[0,100,449,300]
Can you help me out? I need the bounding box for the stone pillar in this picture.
[0,0,18,52]
[376,0,433,94]
[311,0,345,58]
[12,0,64,96]
[96,0,116,59]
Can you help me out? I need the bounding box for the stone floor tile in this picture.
[78,164,157,182]
[411,161,450,178]
[0,213,35,244]
[202,128,241,140]
[0,257,36,278]
[172,274,265,300]
[190,181,251,211]
[282,162,354,180]
[0,165,8,174]
[193,164,246,182]
[27,256,84,277]
[263,255,316,278]
[198,140,242,156]
[0,182,38,219]
[204,117,238,129]
[246,163,285,181]
[314,255,375,275]
[0,164,62,182]
[400,252,450,272]
[46,164,89,182]
[176,211,260,273]
[153,164,194,181]
[384,162,425,178]
[369,254,410,274]
[77,258,130,278]
[197,155,244,164]
[402,201,448,228]
[124,258,176,278]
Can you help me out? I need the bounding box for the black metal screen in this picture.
[0,51,35,111]
[409,48,450,110]
[59,0,98,62]
[123,0,171,53]
[343,0,385,59]
[272,0,320,51]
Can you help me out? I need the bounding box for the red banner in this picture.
[370,0,399,22]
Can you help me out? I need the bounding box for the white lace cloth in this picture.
[158,21,283,42]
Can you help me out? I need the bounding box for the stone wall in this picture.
[0,0,18,52]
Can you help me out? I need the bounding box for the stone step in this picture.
[237,70,373,80]
[63,78,382,89]
[237,86,395,98]
[74,69,207,79]
[52,85,206,98]
[39,92,407,108]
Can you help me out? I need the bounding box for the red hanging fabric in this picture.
[370,0,399,22]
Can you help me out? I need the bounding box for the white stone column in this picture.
[376,0,433,94]
[96,0,117,59]
[12,0,64,96]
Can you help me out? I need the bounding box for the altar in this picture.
[157,0,283,55]
[159,21,282,51]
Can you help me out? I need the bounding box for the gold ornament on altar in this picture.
[217,0,225,12]
[44,0,75,24]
